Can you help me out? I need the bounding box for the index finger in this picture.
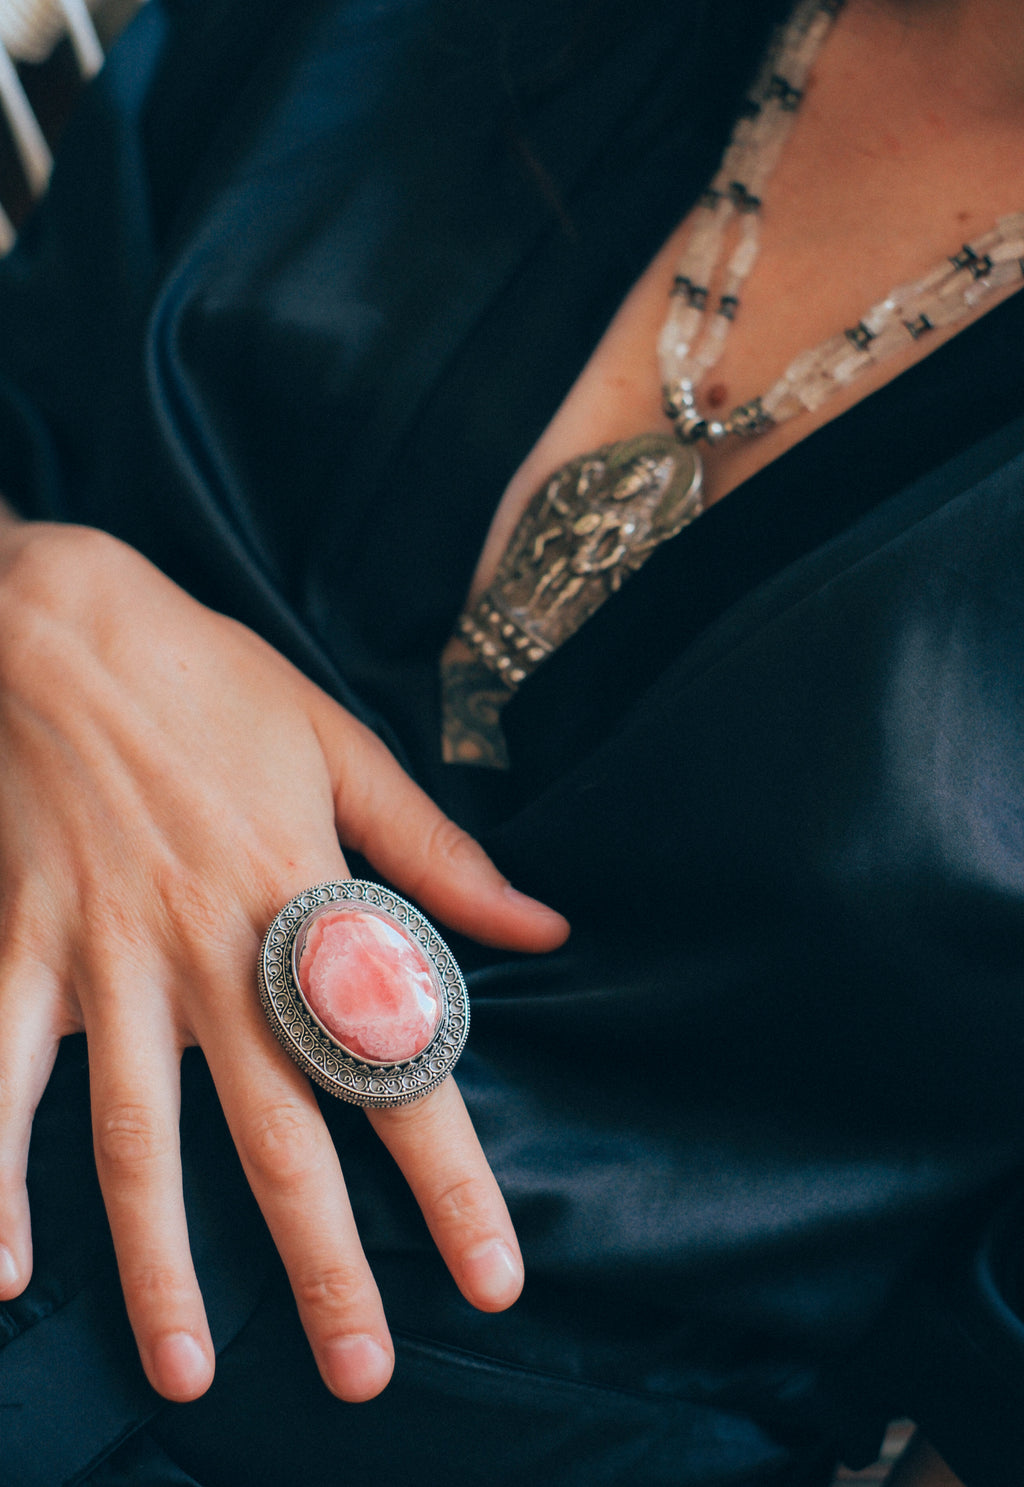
[307,697,569,953]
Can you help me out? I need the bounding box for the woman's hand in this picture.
[0,520,568,1404]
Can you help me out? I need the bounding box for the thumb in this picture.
[312,699,569,953]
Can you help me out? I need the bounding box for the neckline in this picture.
[485,278,1024,801]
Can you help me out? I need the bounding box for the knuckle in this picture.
[0,598,56,698]
[0,1079,31,1148]
[292,1262,367,1316]
[7,524,130,597]
[0,877,40,942]
[429,1172,493,1233]
[0,529,133,695]
[0,1162,25,1210]
[151,863,239,959]
[95,1101,174,1173]
[0,527,128,660]
[123,1261,193,1311]
[150,849,280,967]
[239,1099,322,1187]
[423,816,484,880]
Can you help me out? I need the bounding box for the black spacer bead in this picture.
[904,313,933,340]
[767,74,803,111]
[845,321,875,351]
[728,181,762,213]
[673,276,709,309]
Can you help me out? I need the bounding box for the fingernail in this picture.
[0,1245,19,1293]
[151,1332,211,1400]
[461,1239,523,1309]
[322,1335,393,1401]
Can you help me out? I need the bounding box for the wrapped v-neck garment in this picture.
[1,1,1023,1482]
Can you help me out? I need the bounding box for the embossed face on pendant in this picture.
[293,903,442,1064]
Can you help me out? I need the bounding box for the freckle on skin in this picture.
[706,383,728,409]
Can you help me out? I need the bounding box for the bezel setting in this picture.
[258,880,469,1107]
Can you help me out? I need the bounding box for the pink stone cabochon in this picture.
[295,905,441,1063]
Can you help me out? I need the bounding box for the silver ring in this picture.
[258,880,470,1108]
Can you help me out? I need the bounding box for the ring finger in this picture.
[86,973,214,1402]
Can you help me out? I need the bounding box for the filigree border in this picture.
[258,880,469,1108]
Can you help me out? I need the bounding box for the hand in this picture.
[0,520,568,1404]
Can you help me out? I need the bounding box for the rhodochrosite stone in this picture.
[296,907,441,1062]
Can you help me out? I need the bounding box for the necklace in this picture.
[441,0,1024,768]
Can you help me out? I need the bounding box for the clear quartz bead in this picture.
[816,335,853,375]
[746,135,787,195]
[658,306,702,381]
[938,272,970,299]
[927,292,972,326]
[661,304,702,345]
[910,262,956,297]
[719,269,744,304]
[830,350,867,384]
[726,224,760,280]
[678,215,726,277]
[973,226,1003,254]
[693,314,730,372]
[790,12,831,75]
[861,297,898,336]
[794,371,835,411]
[980,259,1024,288]
[783,347,821,385]
[760,382,804,421]
[864,321,910,360]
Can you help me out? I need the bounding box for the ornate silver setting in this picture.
[440,433,703,767]
[258,880,469,1108]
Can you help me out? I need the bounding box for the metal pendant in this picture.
[440,433,704,768]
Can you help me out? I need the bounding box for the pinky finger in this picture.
[0,955,64,1298]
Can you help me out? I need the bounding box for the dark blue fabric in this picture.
[1,1,1024,1483]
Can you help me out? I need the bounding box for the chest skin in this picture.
[465,0,1024,610]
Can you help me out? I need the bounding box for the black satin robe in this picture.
[1,1,1023,1483]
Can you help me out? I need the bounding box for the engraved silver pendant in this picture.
[440,433,703,767]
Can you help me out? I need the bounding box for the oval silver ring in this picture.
[258,880,470,1108]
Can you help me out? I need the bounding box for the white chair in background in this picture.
[0,0,124,251]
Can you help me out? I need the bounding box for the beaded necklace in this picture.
[441,0,1024,768]
[660,0,1024,445]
